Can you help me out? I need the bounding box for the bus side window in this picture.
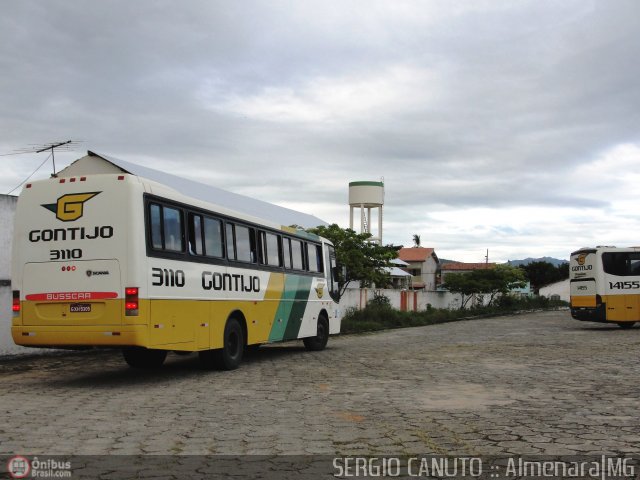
[307,243,323,273]
[188,213,204,255]
[148,202,184,253]
[259,231,281,267]
[149,204,163,249]
[234,225,256,263]
[226,223,236,260]
[203,216,224,258]
[283,238,292,269]
[163,207,184,252]
[291,239,304,270]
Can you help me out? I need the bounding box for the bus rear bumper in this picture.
[11,325,149,348]
[571,304,606,323]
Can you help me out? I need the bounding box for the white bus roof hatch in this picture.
[58,151,328,229]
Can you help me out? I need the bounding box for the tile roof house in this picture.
[440,262,532,298]
[440,262,496,282]
[397,247,439,290]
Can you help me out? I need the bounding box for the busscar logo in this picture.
[42,192,101,222]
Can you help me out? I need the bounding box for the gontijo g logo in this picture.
[41,192,100,222]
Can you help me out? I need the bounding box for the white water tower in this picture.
[349,180,384,244]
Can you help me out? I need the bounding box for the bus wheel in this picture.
[616,322,635,329]
[303,314,329,351]
[199,318,244,370]
[122,347,167,369]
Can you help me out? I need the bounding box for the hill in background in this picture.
[438,257,568,266]
[507,257,568,267]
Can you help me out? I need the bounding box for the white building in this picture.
[539,279,570,302]
[0,195,20,355]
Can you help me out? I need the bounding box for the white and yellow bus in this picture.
[12,152,342,369]
[570,246,640,329]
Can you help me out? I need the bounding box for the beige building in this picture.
[397,247,439,290]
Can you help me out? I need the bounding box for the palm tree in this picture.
[413,234,421,247]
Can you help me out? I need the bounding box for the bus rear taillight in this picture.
[12,290,20,317]
[125,287,139,316]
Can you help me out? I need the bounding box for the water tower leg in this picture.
[378,205,383,244]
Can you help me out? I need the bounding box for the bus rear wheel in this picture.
[303,314,329,351]
[616,322,635,329]
[199,317,244,370]
[122,347,167,369]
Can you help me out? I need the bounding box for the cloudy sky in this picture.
[2,0,639,262]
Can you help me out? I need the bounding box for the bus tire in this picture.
[616,322,635,329]
[122,347,167,369]
[200,317,244,370]
[303,314,329,351]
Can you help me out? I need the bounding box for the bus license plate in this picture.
[70,303,92,313]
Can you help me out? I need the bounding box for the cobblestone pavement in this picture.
[1,310,639,457]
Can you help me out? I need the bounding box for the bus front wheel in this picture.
[303,314,329,351]
[122,347,167,369]
[199,317,244,370]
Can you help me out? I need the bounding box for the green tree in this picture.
[443,265,527,309]
[442,271,483,309]
[519,261,567,294]
[308,224,397,296]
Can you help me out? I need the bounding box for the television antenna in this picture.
[1,140,82,175]
[2,140,83,194]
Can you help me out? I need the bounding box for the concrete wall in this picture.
[0,195,17,278]
[0,195,49,356]
[341,288,492,312]
[0,195,21,355]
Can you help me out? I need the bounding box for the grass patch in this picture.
[341,295,568,334]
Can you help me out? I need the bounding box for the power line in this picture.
[6,152,53,195]
[2,140,83,192]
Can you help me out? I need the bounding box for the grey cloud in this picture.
[2,0,640,259]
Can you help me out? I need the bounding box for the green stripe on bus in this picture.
[268,275,312,342]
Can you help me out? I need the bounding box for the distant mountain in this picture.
[437,257,569,266]
[507,257,568,267]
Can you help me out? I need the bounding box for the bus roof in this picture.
[58,151,329,230]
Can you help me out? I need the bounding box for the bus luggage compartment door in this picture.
[606,293,639,322]
[21,260,122,326]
